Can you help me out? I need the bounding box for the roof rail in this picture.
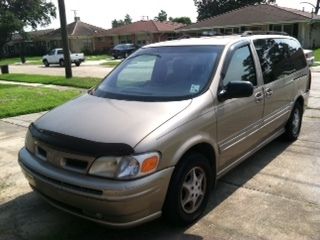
[241,31,289,37]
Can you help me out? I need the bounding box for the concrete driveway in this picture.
[1,74,320,240]
[9,64,112,78]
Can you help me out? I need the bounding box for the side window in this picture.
[287,39,307,71]
[57,50,63,55]
[223,45,257,86]
[254,38,303,84]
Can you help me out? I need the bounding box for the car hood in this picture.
[34,94,191,148]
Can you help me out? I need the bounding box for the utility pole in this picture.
[58,0,72,78]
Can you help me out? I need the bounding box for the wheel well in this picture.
[181,143,216,173]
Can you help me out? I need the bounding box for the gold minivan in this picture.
[19,34,310,227]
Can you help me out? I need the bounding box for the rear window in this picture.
[254,38,307,84]
[93,46,223,101]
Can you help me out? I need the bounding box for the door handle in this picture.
[255,92,264,103]
[265,88,273,97]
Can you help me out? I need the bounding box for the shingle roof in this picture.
[179,4,320,31]
[97,20,185,36]
[11,29,54,41]
[45,20,106,38]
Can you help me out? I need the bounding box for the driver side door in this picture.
[216,42,265,172]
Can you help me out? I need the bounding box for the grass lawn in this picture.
[100,60,122,67]
[86,54,112,61]
[0,56,42,65]
[0,84,81,118]
[0,74,101,89]
[314,48,320,62]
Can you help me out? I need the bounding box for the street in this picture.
[9,64,113,78]
[0,73,320,240]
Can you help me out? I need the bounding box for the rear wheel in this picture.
[75,61,81,67]
[163,152,213,226]
[43,59,49,67]
[283,102,303,141]
[59,59,65,67]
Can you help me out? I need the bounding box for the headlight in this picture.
[25,129,35,153]
[88,152,160,179]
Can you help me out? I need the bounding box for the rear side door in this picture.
[216,41,265,171]
[253,38,295,137]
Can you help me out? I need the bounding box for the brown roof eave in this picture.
[177,19,311,32]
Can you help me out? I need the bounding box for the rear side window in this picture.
[57,50,63,55]
[254,38,306,84]
[223,45,257,86]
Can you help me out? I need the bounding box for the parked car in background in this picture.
[303,49,315,66]
[19,34,310,228]
[112,44,138,59]
[42,48,85,67]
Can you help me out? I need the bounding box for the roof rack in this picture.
[241,31,289,37]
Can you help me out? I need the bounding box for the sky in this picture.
[41,0,318,30]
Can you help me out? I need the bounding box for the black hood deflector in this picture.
[29,123,134,157]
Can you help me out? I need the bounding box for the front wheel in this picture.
[163,153,213,226]
[283,103,303,141]
[75,61,81,67]
[43,59,49,67]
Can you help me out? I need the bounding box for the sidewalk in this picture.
[0,80,86,92]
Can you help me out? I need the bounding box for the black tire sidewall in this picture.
[163,153,213,225]
[285,103,303,140]
[43,60,49,67]
[59,59,64,67]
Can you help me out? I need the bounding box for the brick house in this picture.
[94,20,185,52]
[177,4,320,48]
[4,17,107,57]
[44,17,106,53]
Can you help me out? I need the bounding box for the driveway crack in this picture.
[220,179,320,208]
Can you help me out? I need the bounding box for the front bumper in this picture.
[18,147,174,228]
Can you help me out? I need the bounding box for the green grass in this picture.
[0,74,101,89]
[0,84,81,118]
[86,54,112,61]
[314,48,320,62]
[0,56,42,65]
[100,60,122,67]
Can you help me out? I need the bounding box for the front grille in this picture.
[22,161,103,196]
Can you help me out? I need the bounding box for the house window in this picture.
[283,24,294,36]
[272,24,282,32]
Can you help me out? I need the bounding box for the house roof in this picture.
[11,29,54,41]
[178,4,320,31]
[45,19,106,38]
[97,20,185,36]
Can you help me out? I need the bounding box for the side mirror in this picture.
[218,81,254,102]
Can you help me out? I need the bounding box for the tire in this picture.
[283,102,303,141]
[163,152,213,226]
[75,61,80,67]
[59,59,65,67]
[43,59,49,67]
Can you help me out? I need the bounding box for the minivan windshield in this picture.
[93,46,223,101]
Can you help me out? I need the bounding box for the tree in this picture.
[194,0,276,21]
[112,14,132,28]
[154,10,168,22]
[169,17,192,25]
[124,14,132,25]
[315,0,320,14]
[0,0,56,58]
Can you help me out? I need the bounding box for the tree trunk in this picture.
[316,0,320,15]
